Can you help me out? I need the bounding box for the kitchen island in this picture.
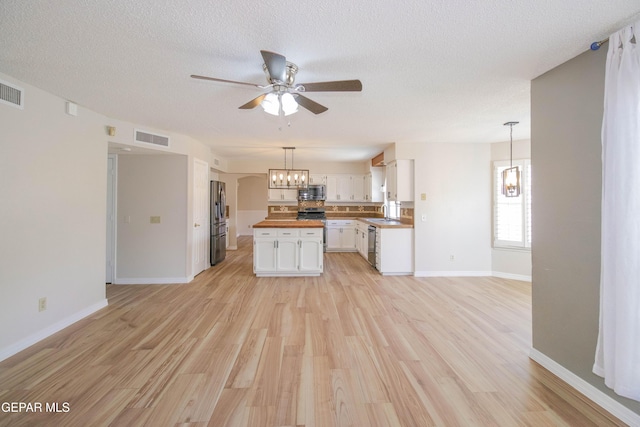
[252,220,324,277]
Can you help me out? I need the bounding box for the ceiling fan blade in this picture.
[294,94,328,114]
[239,94,267,110]
[296,79,362,92]
[191,74,266,89]
[260,50,287,83]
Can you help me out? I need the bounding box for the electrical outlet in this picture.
[449,255,455,262]
[38,297,47,312]
[150,216,161,224]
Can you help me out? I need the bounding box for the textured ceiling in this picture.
[1,1,639,162]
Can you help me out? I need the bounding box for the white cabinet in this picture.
[253,228,323,276]
[309,174,326,185]
[355,221,369,259]
[326,220,356,251]
[386,160,414,202]
[368,168,384,202]
[326,175,350,201]
[268,188,298,202]
[375,227,413,275]
[352,175,366,202]
[326,174,368,202]
[299,236,324,272]
[275,235,299,272]
[306,172,382,203]
[253,229,277,272]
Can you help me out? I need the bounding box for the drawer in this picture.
[299,229,323,238]
[327,220,354,226]
[255,229,277,237]
[277,229,299,237]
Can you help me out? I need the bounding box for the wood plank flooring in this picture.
[0,237,625,426]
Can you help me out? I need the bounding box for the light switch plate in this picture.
[421,193,426,201]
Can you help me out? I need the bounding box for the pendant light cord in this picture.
[510,123,513,168]
[504,121,519,168]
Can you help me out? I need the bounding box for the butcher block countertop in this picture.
[253,220,324,228]
[356,218,414,229]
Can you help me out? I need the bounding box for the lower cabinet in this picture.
[253,228,323,276]
[355,221,369,259]
[375,227,413,275]
[326,220,356,252]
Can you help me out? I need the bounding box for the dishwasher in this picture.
[367,225,377,268]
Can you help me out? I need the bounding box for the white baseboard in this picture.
[414,270,492,277]
[113,276,191,285]
[492,271,532,282]
[529,348,640,426]
[0,299,109,363]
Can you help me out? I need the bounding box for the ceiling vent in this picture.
[0,79,24,109]
[134,129,170,148]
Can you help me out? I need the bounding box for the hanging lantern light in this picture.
[268,147,309,189]
[502,121,521,197]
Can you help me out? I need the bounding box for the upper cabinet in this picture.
[268,188,298,202]
[309,174,326,185]
[386,160,414,201]
[325,174,369,202]
[367,168,384,203]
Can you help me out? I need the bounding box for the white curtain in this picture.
[593,21,640,401]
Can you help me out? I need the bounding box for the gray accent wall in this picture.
[532,48,640,413]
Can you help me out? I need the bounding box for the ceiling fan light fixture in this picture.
[281,93,298,116]
[261,93,280,116]
[261,92,298,116]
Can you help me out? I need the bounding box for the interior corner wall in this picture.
[395,142,492,276]
[0,72,108,359]
[531,49,640,414]
[116,154,188,283]
[238,175,268,236]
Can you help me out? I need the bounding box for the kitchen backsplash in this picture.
[267,203,414,224]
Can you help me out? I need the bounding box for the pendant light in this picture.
[502,121,521,197]
[268,147,309,189]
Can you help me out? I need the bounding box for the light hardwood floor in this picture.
[0,237,625,426]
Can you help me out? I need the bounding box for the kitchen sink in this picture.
[367,218,404,225]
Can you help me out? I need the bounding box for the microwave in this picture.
[298,184,326,201]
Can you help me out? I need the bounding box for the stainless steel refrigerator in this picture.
[210,180,226,265]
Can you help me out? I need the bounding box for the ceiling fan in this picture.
[191,50,362,115]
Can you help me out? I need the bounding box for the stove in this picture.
[297,207,327,252]
[296,207,326,221]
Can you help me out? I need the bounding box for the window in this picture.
[493,159,531,249]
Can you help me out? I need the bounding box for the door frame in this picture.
[192,158,210,276]
[106,154,117,284]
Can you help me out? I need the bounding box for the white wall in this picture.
[237,175,268,236]
[395,142,492,276]
[0,73,108,359]
[116,154,188,283]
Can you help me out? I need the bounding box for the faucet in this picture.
[381,204,387,220]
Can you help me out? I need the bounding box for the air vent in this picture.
[0,79,24,109]
[134,129,170,147]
